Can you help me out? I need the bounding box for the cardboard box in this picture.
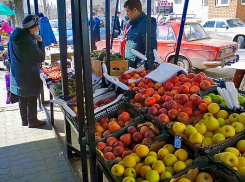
[91,58,128,77]
[50,52,74,63]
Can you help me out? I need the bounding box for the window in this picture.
[242,0,245,4]
[203,21,215,28]
[216,0,229,6]
[216,21,226,28]
[227,19,245,27]
[184,24,209,41]
[157,25,176,41]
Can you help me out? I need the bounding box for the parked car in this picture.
[201,18,245,48]
[97,22,239,71]
[54,18,106,45]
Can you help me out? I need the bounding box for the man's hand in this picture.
[35,35,42,42]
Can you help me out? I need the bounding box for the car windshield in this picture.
[227,19,245,27]
[184,23,209,41]
[50,21,58,28]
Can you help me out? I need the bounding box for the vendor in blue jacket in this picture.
[124,0,157,69]
[9,15,46,128]
[38,13,57,46]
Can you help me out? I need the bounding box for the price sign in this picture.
[174,135,181,149]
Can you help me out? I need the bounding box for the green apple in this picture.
[221,102,228,107]
[204,96,212,100]
[213,95,222,104]
[239,113,245,125]
[229,113,240,124]
[218,118,226,127]
[124,168,137,178]
[208,93,216,99]
[238,97,245,106]
[232,122,245,134]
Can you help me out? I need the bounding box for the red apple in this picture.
[198,103,208,112]
[200,80,211,91]
[113,141,124,148]
[165,82,174,91]
[127,126,137,135]
[177,104,184,113]
[167,100,178,110]
[165,96,173,102]
[199,72,206,79]
[152,104,161,110]
[192,82,200,87]
[179,85,189,94]
[134,93,143,102]
[182,107,192,117]
[193,109,202,117]
[168,109,178,120]
[171,76,179,83]
[178,94,189,105]
[153,95,161,103]
[192,96,203,107]
[118,120,125,127]
[145,97,157,107]
[97,142,107,151]
[170,90,179,97]
[164,91,171,96]
[159,108,168,115]
[190,86,200,94]
[103,146,113,154]
[193,74,202,83]
[104,152,115,160]
[162,102,169,109]
[158,87,166,96]
[106,137,118,146]
[184,101,193,109]
[187,73,195,79]
[148,107,158,116]
[159,114,170,123]
[142,138,153,146]
[133,132,144,143]
[120,134,132,147]
[177,112,190,122]
[182,78,191,84]
[144,130,156,139]
[118,112,130,122]
[190,94,198,101]
[134,102,143,108]
[113,146,125,157]
[205,78,213,85]
[122,150,133,159]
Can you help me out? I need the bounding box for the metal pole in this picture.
[80,0,98,181]
[146,0,152,69]
[27,0,31,14]
[105,0,110,75]
[110,0,119,49]
[34,0,39,15]
[71,0,88,181]
[174,0,189,65]
[90,0,95,50]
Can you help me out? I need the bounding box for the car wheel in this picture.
[237,36,244,49]
[170,56,191,72]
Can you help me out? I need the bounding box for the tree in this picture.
[14,0,24,27]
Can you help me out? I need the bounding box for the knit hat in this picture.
[38,13,44,18]
[22,15,40,29]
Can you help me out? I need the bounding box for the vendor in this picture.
[8,15,46,128]
[124,0,157,69]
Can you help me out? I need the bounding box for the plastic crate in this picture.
[198,86,245,114]
[168,156,238,182]
[206,134,245,182]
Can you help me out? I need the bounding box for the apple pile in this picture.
[95,111,134,140]
[130,73,213,124]
[172,104,245,146]
[94,95,118,109]
[213,140,245,177]
[118,70,150,85]
[174,172,214,182]
[110,143,193,182]
[97,124,159,161]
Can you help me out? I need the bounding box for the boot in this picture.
[22,120,28,126]
[29,119,46,128]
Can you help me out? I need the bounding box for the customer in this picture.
[9,15,46,128]
[121,15,130,32]
[112,11,121,37]
[91,12,101,46]
[124,0,157,69]
[38,13,57,46]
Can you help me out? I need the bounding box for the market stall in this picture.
[30,0,245,182]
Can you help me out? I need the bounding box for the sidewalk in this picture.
[0,63,77,181]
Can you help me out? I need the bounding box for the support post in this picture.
[27,0,31,14]
[90,0,95,51]
[111,0,119,49]
[174,0,189,65]
[105,0,110,75]
[146,0,152,67]
[34,0,39,15]
[71,0,88,181]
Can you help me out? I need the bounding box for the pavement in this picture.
[0,62,77,182]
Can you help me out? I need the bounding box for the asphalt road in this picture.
[195,49,245,82]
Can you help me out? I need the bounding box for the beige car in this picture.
[201,18,245,48]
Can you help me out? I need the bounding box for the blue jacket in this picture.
[125,13,157,68]
[9,28,45,97]
[39,17,57,46]
[92,17,100,34]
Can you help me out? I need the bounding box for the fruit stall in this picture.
[33,0,245,181]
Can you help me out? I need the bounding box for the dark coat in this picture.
[9,28,45,97]
[39,17,57,46]
[125,12,157,68]
[92,17,100,34]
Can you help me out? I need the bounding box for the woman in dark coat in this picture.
[9,15,46,128]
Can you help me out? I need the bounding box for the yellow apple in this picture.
[225,119,231,125]
[189,132,203,144]
[158,148,170,160]
[194,123,207,135]
[122,176,136,182]
[136,145,149,158]
[111,164,125,177]
[217,110,229,119]
[237,140,245,153]
[221,125,236,138]
[135,163,144,174]
[163,154,178,167]
[160,171,172,180]
[239,113,245,125]
[174,149,188,161]
[225,147,240,157]
[233,167,238,171]
[198,119,206,123]
[124,155,137,168]
[145,156,157,166]
[204,131,214,138]
[173,161,186,173]
[136,177,145,182]
[221,152,238,167]
[212,133,226,143]
[214,127,224,135]
[214,153,224,161]
[118,161,125,168]
[203,113,214,120]
[147,151,158,159]
[208,103,220,114]
[178,178,191,182]
[131,153,141,164]
[163,144,175,154]
[202,138,213,145]
[238,167,245,177]
[232,122,245,134]
[217,118,226,127]
[205,117,219,131]
[146,170,160,182]
[124,168,137,178]
[185,159,193,167]
[165,166,174,175]
[185,126,197,138]
[229,113,240,124]
[237,157,245,169]
[152,160,165,174]
[195,172,213,182]
[140,166,152,178]
[173,122,186,135]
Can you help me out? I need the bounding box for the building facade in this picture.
[208,0,245,22]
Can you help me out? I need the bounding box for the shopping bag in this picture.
[5,72,19,104]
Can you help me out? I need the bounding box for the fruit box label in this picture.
[174,135,181,149]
